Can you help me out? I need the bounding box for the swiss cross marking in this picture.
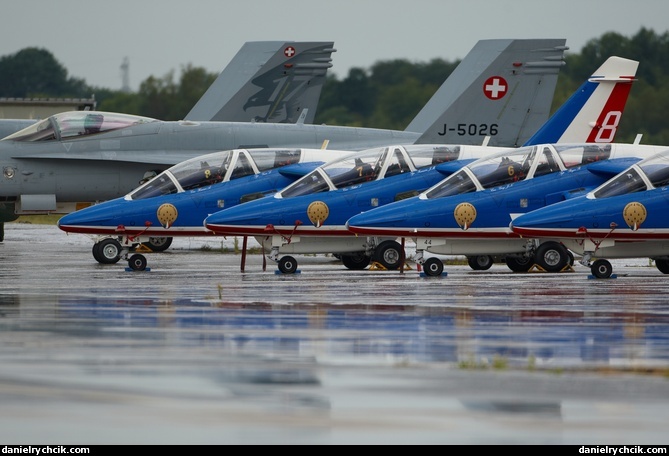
[483,76,508,100]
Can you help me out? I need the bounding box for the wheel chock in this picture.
[369,261,413,271]
[135,244,153,253]
[419,271,448,278]
[587,274,618,280]
[124,267,151,272]
[274,269,301,275]
[528,264,575,273]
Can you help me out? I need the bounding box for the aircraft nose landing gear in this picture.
[590,259,613,279]
[127,253,148,271]
[277,255,298,274]
[422,257,445,276]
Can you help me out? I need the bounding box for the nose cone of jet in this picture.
[510,199,581,236]
[204,197,278,233]
[346,198,416,235]
[57,197,126,232]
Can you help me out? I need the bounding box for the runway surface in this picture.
[1,222,669,445]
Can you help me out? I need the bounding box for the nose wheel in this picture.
[590,259,613,279]
[422,257,444,277]
[278,255,298,274]
[128,254,148,271]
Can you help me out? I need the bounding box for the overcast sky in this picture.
[2,0,667,92]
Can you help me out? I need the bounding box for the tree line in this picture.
[1,27,668,145]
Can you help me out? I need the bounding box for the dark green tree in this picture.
[0,47,90,98]
[4,28,669,142]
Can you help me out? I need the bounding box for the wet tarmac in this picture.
[2,223,669,444]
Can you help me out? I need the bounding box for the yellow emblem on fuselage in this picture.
[622,202,646,231]
[157,203,178,228]
[307,201,329,227]
[454,202,476,230]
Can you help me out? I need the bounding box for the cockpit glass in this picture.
[170,150,234,191]
[129,172,178,200]
[247,149,302,172]
[401,144,462,168]
[323,148,385,189]
[466,146,536,189]
[2,117,57,141]
[556,144,612,169]
[280,148,387,197]
[2,111,157,142]
[638,152,669,189]
[280,170,330,197]
[425,170,477,198]
[593,168,647,198]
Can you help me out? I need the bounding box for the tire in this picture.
[142,237,173,252]
[341,253,371,270]
[422,257,444,277]
[467,255,493,271]
[278,256,298,274]
[655,258,669,274]
[373,240,404,270]
[505,255,533,272]
[534,241,569,273]
[93,238,122,264]
[128,254,147,271]
[591,259,613,279]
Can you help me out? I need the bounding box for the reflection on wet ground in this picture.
[1,224,669,444]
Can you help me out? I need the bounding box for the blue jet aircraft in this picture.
[56,39,573,267]
[1,38,567,228]
[510,149,669,278]
[199,57,643,274]
[57,147,355,269]
[60,51,635,273]
[345,142,667,276]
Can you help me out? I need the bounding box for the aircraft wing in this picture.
[586,157,642,178]
[11,150,197,166]
[541,157,643,205]
[277,161,327,178]
[184,41,335,124]
[434,158,478,176]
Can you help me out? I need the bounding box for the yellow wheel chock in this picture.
[527,263,574,273]
[369,261,413,271]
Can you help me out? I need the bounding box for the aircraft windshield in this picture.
[555,144,612,168]
[2,111,157,142]
[128,150,234,200]
[129,172,179,200]
[128,148,307,200]
[425,146,538,198]
[279,145,458,198]
[638,151,669,188]
[592,151,669,198]
[246,148,302,171]
[280,148,386,198]
[423,143,616,200]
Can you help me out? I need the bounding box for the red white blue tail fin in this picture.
[524,56,638,145]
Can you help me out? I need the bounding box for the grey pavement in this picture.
[1,223,669,445]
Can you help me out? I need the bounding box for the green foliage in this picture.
[3,28,669,142]
[0,47,90,98]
